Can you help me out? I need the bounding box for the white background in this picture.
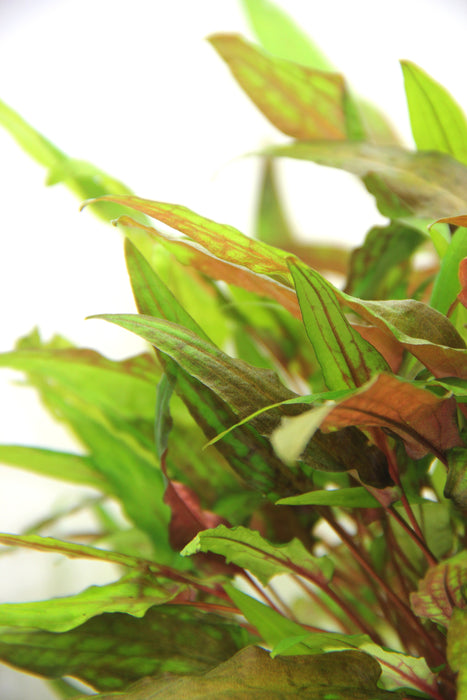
[1,1,467,697]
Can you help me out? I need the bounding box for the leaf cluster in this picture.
[2,1,467,698]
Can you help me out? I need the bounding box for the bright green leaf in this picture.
[182,524,333,585]
[401,60,467,166]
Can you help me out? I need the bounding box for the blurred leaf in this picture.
[240,0,333,71]
[209,33,362,140]
[278,486,384,508]
[411,551,467,626]
[182,524,333,585]
[401,60,467,166]
[272,373,461,462]
[0,99,140,221]
[430,226,467,315]
[88,645,403,700]
[0,573,184,633]
[345,222,425,299]
[0,606,250,692]
[225,584,308,650]
[447,609,467,698]
[444,446,467,510]
[265,141,467,219]
[255,159,294,246]
[289,261,389,390]
[0,445,108,491]
[457,258,467,309]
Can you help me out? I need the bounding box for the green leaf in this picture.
[447,609,467,698]
[0,99,138,221]
[85,645,400,700]
[444,447,467,509]
[225,585,308,650]
[345,222,425,300]
[277,487,383,508]
[209,33,361,141]
[401,60,467,166]
[255,159,295,247]
[240,0,333,71]
[0,445,109,491]
[0,606,250,692]
[289,261,389,390]
[410,550,467,626]
[0,573,184,633]
[182,524,333,585]
[265,141,467,220]
[430,226,467,315]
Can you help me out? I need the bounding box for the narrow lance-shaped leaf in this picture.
[182,524,333,585]
[0,573,185,633]
[289,260,389,391]
[83,195,294,282]
[209,33,364,141]
[265,140,467,220]
[430,224,467,314]
[240,0,333,71]
[0,606,251,693]
[401,60,467,166]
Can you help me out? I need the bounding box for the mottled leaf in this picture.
[209,33,360,141]
[93,313,391,488]
[182,524,333,585]
[266,141,467,219]
[401,60,467,166]
[0,573,184,633]
[117,215,301,319]
[358,642,439,695]
[0,606,250,692]
[289,261,389,390]
[345,222,425,299]
[336,292,467,379]
[83,196,293,283]
[447,608,467,698]
[87,646,399,700]
[410,551,467,626]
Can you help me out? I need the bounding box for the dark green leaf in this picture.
[444,447,467,509]
[447,609,467,697]
[0,606,250,692]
